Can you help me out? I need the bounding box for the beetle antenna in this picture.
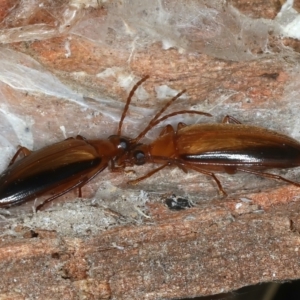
[118,75,150,136]
[139,110,212,136]
[131,90,186,142]
[132,90,211,143]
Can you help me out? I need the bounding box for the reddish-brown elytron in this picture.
[118,115,300,195]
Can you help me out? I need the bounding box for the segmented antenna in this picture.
[117,75,150,136]
[132,90,211,143]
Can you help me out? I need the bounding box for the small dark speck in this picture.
[25,127,30,133]
[31,230,39,237]
[260,73,279,80]
[51,252,60,259]
[165,195,193,210]
[290,219,297,232]
[24,230,38,238]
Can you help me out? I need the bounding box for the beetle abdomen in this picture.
[176,124,300,168]
[182,145,300,168]
[0,157,102,207]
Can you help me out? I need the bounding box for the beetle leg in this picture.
[9,146,32,166]
[110,166,129,173]
[36,164,109,211]
[64,135,86,141]
[236,167,300,187]
[111,166,125,172]
[111,159,136,175]
[110,159,128,172]
[176,164,188,173]
[76,135,86,140]
[78,187,82,198]
[64,137,75,140]
[222,115,242,124]
[36,178,88,211]
[128,163,169,185]
[182,163,227,196]
[177,122,187,131]
[159,124,174,137]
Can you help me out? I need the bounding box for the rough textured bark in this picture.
[0,1,300,299]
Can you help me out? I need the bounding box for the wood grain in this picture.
[0,1,300,299]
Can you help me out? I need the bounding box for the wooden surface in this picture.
[0,1,300,299]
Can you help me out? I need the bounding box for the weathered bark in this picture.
[0,1,300,299]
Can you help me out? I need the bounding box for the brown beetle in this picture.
[118,115,300,195]
[0,76,211,210]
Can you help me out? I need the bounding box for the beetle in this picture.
[0,76,211,210]
[117,115,300,195]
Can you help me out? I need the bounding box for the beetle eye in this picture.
[119,138,129,150]
[134,150,146,165]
